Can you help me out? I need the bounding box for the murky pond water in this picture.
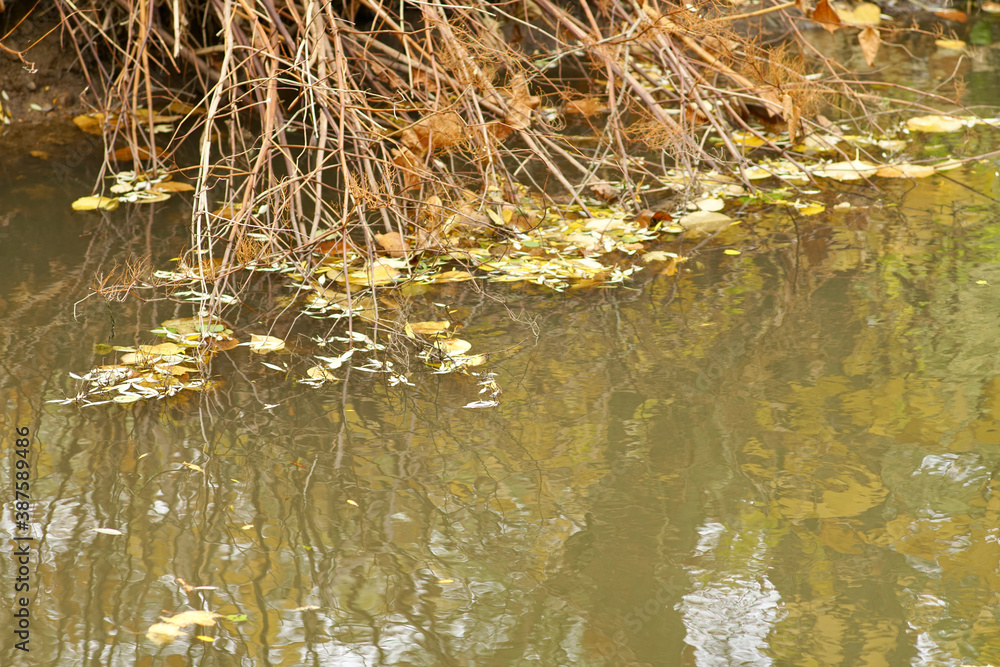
[4,102,1000,666]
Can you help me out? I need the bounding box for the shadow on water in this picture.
[5,119,1000,665]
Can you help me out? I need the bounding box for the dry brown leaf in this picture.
[503,74,540,131]
[858,26,880,66]
[812,0,842,32]
[73,112,119,135]
[374,231,409,258]
[402,113,467,156]
[486,120,514,142]
[782,93,800,143]
[113,145,166,162]
[564,97,607,116]
[153,180,196,193]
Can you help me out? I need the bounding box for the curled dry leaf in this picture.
[402,112,467,156]
[564,97,607,116]
[72,195,120,212]
[858,26,881,66]
[812,0,842,32]
[503,74,541,131]
[374,231,409,258]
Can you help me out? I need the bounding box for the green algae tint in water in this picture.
[5,148,1000,664]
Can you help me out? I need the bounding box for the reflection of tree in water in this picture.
[11,166,1000,665]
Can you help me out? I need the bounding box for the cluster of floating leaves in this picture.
[71,170,194,211]
[50,317,235,407]
[61,111,1000,408]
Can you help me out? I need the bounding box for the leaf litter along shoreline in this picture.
[54,107,1000,409]
[10,0,996,409]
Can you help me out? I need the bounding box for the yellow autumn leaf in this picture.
[247,334,285,354]
[798,203,826,216]
[875,163,936,179]
[835,1,881,25]
[161,610,219,627]
[407,321,451,336]
[935,38,966,50]
[72,195,120,211]
[906,114,965,133]
[146,622,185,645]
[434,338,472,355]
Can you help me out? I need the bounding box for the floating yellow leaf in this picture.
[677,211,732,236]
[162,610,220,627]
[407,321,451,336]
[247,334,285,354]
[196,636,214,642]
[906,114,965,133]
[346,499,359,506]
[139,342,185,356]
[306,366,338,381]
[876,163,936,179]
[798,203,826,216]
[835,1,881,25]
[146,622,185,645]
[935,38,966,50]
[723,249,741,255]
[153,180,196,193]
[434,338,472,355]
[695,198,726,212]
[72,195,120,212]
[181,461,205,474]
[813,159,878,181]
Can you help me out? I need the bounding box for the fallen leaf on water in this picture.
[94,528,124,535]
[723,249,741,255]
[835,1,881,25]
[676,211,732,236]
[906,114,965,133]
[434,338,472,355]
[306,366,338,381]
[695,198,726,212]
[933,9,967,22]
[407,321,451,335]
[161,610,220,627]
[247,334,285,354]
[876,163,936,179]
[934,38,966,50]
[181,461,205,474]
[72,195,120,212]
[374,231,409,258]
[146,623,185,645]
[813,160,878,181]
[153,180,196,193]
